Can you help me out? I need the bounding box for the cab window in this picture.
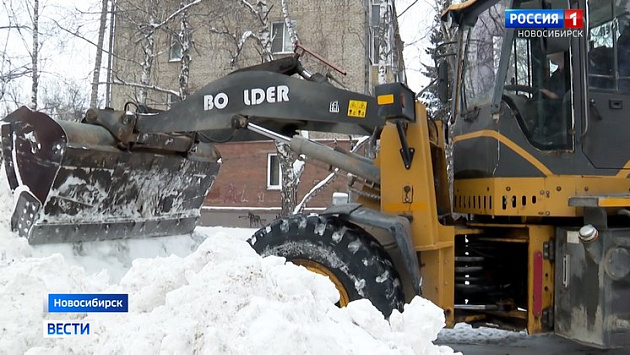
[588,0,630,92]
[502,31,572,150]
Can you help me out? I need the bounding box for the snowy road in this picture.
[438,324,629,354]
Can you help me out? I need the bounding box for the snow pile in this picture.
[0,166,456,354]
[0,182,32,262]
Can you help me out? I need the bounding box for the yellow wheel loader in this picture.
[2,0,630,348]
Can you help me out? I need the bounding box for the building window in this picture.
[166,93,178,109]
[271,21,294,54]
[169,35,182,61]
[371,3,381,27]
[370,28,379,65]
[370,1,382,65]
[267,153,282,190]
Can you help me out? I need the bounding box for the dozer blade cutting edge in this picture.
[1,107,220,244]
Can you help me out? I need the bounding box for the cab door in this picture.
[582,0,630,170]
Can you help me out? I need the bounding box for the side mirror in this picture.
[437,60,450,103]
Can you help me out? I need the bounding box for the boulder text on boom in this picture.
[244,85,290,106]
[202,85,291,111]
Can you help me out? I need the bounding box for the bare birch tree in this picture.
[275,0,303,216]
[241,0,273,62]
[176,0,191,99]
[0,0,52,112]
[137,2,157,104]
[377,0,392,85]
[30,0,39,109]
[0,19,31,101]
[0,0,45,110]
[207,0,300,215]
[173,0,204,100]
[112,0,203,105]
[90,0,109,108]
[208,0,273,68]
[245,0,301,217]
[281,0,298,45]
[209,0,302,216]
[105,0,116,107]
[111,0,167,105]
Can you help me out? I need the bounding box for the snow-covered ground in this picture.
[437,324,629,355]
[0,165,457,354]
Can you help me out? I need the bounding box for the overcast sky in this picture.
[395,0,436,92]
[0,0,100,110]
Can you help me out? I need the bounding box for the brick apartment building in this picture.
[110,0,404,227]
[201,138,357,228]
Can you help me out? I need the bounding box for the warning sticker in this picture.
[347,100,367,118]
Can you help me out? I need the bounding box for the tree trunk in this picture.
[138,29,154,105]
[178,0,191,100]
[378,1,390,85]
[256,0,273,62]
[105,0,116,107]
[275,140,299,217]
[282,0,299,44]
[30,0,39,110]
[238,0,302,216]
[276,0,303,216]
[90,0,109,108]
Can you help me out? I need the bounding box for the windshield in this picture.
[461,1,507,109]
[458,0,575,150]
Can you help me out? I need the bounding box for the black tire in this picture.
[248,214,404,317]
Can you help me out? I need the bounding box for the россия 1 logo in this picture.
[505,9,583,29]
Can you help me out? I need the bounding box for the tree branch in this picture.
[50,18,121,59]
[110,77,180,97]
[0,66,32,82]
[0,25,32,30]
[397,0,420,18]
[152,0,203,29]
[239,0,257,18]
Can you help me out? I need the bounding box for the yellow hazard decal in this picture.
[347,100,367,118]
[377,94,394,105]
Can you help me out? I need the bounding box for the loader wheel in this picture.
[248,214,404,317]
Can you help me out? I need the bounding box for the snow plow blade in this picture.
[1,107,220,244]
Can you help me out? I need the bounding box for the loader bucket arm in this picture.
[137,70,380,137]
[1,58,383,244]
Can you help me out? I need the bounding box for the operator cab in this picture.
[439,1,630,344]
[453,0,573,151]
[445,0,630,179]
